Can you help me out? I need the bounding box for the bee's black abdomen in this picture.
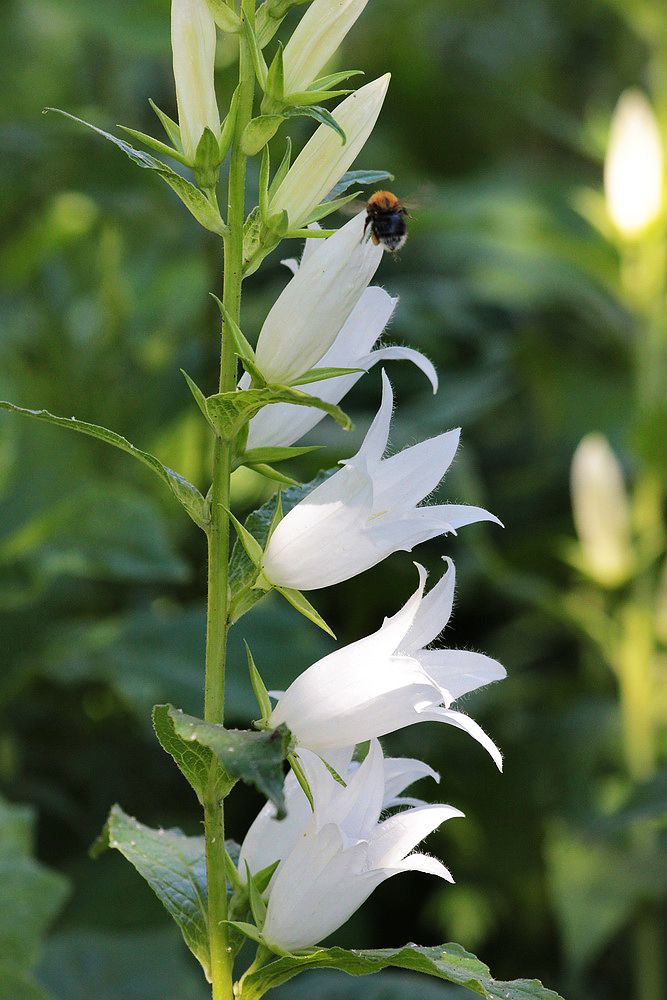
[372,211,408,251]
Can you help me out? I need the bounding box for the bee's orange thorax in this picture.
[367,190,401,211]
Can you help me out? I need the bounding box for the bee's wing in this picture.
[338,198,368,217]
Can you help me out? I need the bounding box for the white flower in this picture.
[244,241,437,449]
[571,433,633,587]
[269,559,505,767]
[171,0,220,162]
[253,212,383,385]
[268,75,390,230]
[238,746,439,877]
[257,740,461,952]
[604,89,663,236]
[282,0,370,95]
[262,371,501,589]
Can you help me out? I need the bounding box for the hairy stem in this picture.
[204,4,256,998]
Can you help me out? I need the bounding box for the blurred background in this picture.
[1,0,666,998]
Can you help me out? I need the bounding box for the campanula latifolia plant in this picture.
[1,2,567,998]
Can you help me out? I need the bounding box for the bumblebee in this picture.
[363,191,408,252]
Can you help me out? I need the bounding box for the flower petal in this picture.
[352,368,394,469]
[372,427,461,511]
[368,803,464,868]
[390,852,455,882]
[423,504,503,530]
[419,648,507,704]
[382,756,440,806]
[364,344,438,394]
[400,557,455,655]
[417,705,504,770]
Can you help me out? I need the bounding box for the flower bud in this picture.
[571,433,633,587]
[604,89,663,237]
[282,0,370,95]
[171,0,221,163]
[268,74,390,229]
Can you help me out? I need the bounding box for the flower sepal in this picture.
[204,0,242,32]
[193,125,224,190]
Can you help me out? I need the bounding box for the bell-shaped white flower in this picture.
[282,0,370,95]
[238,746,439,878]
[244,243,437,449]
[171,0,220,162]
[258,740,461,952]
[253,212,383,385]
[571,433,633,587]
[604,89,663,236]
[262,371,501,589]
[268,75,390,230]
[269,559,505,768]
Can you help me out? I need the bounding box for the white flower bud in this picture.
[268,74,390,229]
[171,0,221,162]
[571,433,633,587]
[282,0,370,95]
[604,89,663,237]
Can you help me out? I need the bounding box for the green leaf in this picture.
[310,70,364,91]
[181,369,215,428]
[226,920,265,947]
[259,145,271,222]
[219,84,241,162]
[282,105,346,144]
[325,169,394,201]
[285,89,351,107]
[289,366,364,387]
[149,99,182,148]
[302,192,362,226]
[265,43,285,102]
[0,400,210,530]
[204,0,242,32]
[0,964,50,1000]
[210,294,264,383]
[238,445,321,465]
[164,708,292,815]
[245,642,272,720]
[118,125,189,166]
[92,805,210,978]
[239,943,566,1000]
[228,472,332,619]
[45,109,226,235]
[242,13,269,89]
[228,509,266,567]
[242,115,285,156]
[245,863,268,926]
[247,463,301,487]
[152,704,236,806]
[193,126,223,189]
[269,137,292,198]
[206,386,351,442]
[275,586,336,638]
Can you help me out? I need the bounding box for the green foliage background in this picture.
[1,1,666,998]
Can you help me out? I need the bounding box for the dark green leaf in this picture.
[152,704,236,805]
[239,943,566,1000]
[92,805,210,977]
[164,709,292,815]
[325,169,394,201]
[206,386,351,442]
[0,400,210,529]
[239,445,321,465]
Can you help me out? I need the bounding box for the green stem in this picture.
[204,4,256,999]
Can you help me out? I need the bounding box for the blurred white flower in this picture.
[268,75,390,229]
[604,89,663,236]
[269,559,505,767]
[282,0,370,95]
[244,234,437,448]
[257,740,461,952]
[238,746,439,877]
[171,0,220,162]
[253,212,383,384]
[262,371,501,589]
[571,433,633,587]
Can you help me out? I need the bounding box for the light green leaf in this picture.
[302,192,362,226]
[325,169,394,201]
[245,642,272,720]
[275,586,336,638]
[0,963,51,1000]
[163,708,292,815]
[265,43,285,102]
[152,704,236,806]
[242,115,285,156]
[289,366,364,387]
[228,509,266,567]
[238,445,321,465]
[310,70,364,91]
[91,806,210,978]
[239,943,566,1000]
[204,0,242,32]
[118,125,189,166]
[0,400,210,530]
[246,463,301,487]
[220,84,241,162]
[210,295,264,383]
[193,126,223,189]
[206,387,351,442]
[282,105,346,144]
[45,109,226,235]
[285,89,351,107]
[149,99,182,148]
[242,14,269,89]
[269,137,292,198]
[181,370,215,428]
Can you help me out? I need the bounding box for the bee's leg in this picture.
[362,214,372,243]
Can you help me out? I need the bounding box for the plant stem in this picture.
[204,4,256,998]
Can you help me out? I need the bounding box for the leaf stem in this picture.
[204,4,256,998]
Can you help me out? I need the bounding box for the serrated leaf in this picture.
[45,109,226,235]
[206,387,350,442]
[0,400,210,530]
[239,942,566,1000]
[152,704,236,806]
[166,709,292,815]
[325,169,394,201]
[242,115,285,156]
[92,805,210,977]
[238,445,321,465]
[289,366,364,387]
[228,472,332,619]
[282,105,346,144]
